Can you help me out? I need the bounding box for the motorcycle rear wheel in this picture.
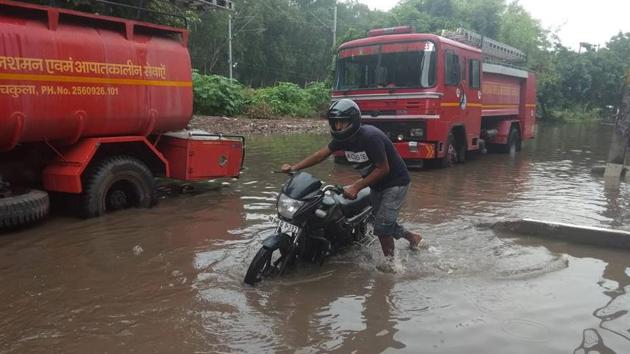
[244,247,281,285]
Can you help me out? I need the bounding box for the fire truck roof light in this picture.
[368,26,415,37]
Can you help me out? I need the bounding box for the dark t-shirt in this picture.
[328,125,410,191]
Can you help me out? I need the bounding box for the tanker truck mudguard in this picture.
[332,26,536,168]
[0,0,242,228]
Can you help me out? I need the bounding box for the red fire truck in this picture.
[0,0,242,228]
[332,26,536,168]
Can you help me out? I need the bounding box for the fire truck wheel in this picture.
[80,156,156,218]
[457,142,466,163]
[0,189,50,229]
[440,133,458,168]
[504,128,522,154]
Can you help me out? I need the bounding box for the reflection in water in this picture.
[1,124,630,353]
[574,328,615,354]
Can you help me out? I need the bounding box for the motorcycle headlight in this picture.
[277,193,305,219]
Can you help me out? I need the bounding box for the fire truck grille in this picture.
[362,110,397,117]
[364,121,427,142]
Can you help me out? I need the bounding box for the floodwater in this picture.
[1,123,630,353]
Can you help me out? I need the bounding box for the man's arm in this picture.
[282,146,333,172]
[344,156,390,199]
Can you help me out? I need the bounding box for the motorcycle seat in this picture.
[333,187,371,217]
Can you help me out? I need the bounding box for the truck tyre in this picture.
[80,156,156,218]
[0,189,50,229]
[440,133,458,168]
[456,141,466,163]
[502,128,522,154]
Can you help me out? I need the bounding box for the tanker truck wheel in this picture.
[0,189,50,229]
[80,156,156,218]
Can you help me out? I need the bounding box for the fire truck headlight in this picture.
[410,128,424,139]
[397,134,404,141]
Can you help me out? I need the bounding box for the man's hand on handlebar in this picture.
[343,184,360,200]
[280,164,294,173]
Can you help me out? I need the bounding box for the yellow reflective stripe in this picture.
[440,102,482,108]
[482,104,519,109]
[0,73,192,87]
[425,143,435,157]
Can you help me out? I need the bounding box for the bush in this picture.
[245,100,275,120]
[549,105,601,122]
[248,82,311,118]
[305,81,332,115]
[192,72,331,119]
[192,71,245,116]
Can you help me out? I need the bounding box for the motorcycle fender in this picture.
[262,232,291,251]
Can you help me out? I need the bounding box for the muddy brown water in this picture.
[1,123,629,353]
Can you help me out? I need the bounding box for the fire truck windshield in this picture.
[335,45,436,90]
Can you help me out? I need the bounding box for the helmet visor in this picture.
[330,118,351,132]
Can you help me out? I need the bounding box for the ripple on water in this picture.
[501,319,551,342]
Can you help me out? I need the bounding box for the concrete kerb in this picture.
[491,218,630,250]
[591,164,628,177]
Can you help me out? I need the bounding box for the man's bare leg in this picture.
[403,230,423,249]
[378,235,395,257]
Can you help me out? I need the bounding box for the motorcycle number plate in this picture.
[271,216,301,234]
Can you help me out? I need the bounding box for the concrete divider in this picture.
[591,165,628,176]
[492,218,630,250]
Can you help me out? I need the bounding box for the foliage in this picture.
[191,74,329,119]
[549,105,601,123]
[248,82,314,118]
[305,82,332,114]
[192,71,245,116]
[244,100,276,120]
[537,34,630,121]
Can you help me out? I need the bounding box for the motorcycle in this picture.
[244,171,374,285]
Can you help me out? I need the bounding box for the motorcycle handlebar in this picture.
[272,170,296,176]
[322,184,344,194]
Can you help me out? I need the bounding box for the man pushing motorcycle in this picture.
[281,99,424,262]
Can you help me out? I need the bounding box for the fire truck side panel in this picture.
[480,64,535,144]
[481,72,522,117]
[0,0,193,150]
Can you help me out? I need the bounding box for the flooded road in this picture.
[1,123,629,353]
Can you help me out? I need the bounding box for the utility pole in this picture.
[332,2,337,48]
[228,14,233,80]
[604,67,630,180]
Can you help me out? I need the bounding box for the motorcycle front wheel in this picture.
[244,246,283,285]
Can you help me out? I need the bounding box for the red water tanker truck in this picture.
[0,0,242,228]
[332,26,536,167]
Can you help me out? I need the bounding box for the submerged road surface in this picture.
[1,123,629,353]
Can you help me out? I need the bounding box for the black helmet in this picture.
[328,99,361,142]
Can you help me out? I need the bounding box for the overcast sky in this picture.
[350,0,630,50]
